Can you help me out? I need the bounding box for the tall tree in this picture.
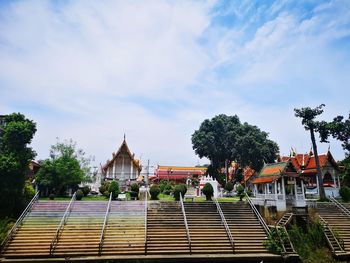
[0,113,37,216]
[294,104,326,200]
[36,139,91,196]
[191,114,279,175]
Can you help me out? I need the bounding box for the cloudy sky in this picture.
[0,0,349,168]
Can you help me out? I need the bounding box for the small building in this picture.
[150,165,207,184]
[251,161,306,211]
[101,138,142,191]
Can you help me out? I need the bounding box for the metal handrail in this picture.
[144,189,148,255]
[0,191,40,254]
[98,193,112,255]
[214,198,234,252]
[245,193,270,234]
[319,215,345,253]
[49,192,76,255]
[180,194,192,254]
[328,196,350,218]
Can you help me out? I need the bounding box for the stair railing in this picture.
[49,192,76,255]
[0,191,40,254]
[98,192,112,255]
[144,189,148,255]
[328,196,350,218]
[214,198,235,253]
[245,193,270,234]
[180,194,192,254]
[319,215,345,253]
[274,214,296,254]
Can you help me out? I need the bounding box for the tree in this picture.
[108,181,119,200]
[36,139,91,196]
[202,183,214,201]
[191,114,279,175]
[294,104,326,200]
[225,182,234,192]
[0,113,36,216]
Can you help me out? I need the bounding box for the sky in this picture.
[0,0,349,169]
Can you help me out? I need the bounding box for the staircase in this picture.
[277,213,293,227]
[52,201,107,257]
[101,201,145,255]
[2,201,69,258]
[184,202,232,254]
[317,202,350,256]
[147,202,189,254]
[219,202,269,254]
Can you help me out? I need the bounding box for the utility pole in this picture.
[145,159,150,186]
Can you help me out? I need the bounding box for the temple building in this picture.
[101,138,142,190]
[151,165,207,184]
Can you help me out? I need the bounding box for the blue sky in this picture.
[0,0,349,168]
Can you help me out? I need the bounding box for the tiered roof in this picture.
[252,161,298,184]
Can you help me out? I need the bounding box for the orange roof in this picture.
[252,176,279,184]
[157,166,207,172]
[260,162,288,177]
[243,167,255,182]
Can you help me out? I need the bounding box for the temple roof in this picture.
[101,139,142,172]
[252,161,298,184]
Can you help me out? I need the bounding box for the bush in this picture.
[49,194,55,200]
[131,183,140,193]
[150,185,160,200]
[81,185,90,196]
[103,190,110,198]
[236,184,245,201]
[174,184,187,201]
[202,183,214,200]
[339,186,350,202]
[24,182,36,201]
[99,181,110,195]
[108,181,120,200]
[0,218,14,244]
[225,182,234,192]
[76,189,83,200]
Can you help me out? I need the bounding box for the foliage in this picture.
[263,227,286,254]
[191,114,279,172]
[0,113,37,216]
[339,186,350,202]
[131,183,140,193]
[339,156,350,187]
[24,181,35,201]
[150,185,160,200]
[49,194,55,200]
[108,181,120,200]
[81,185,90,196]
[236,184,245,201]
[36,139,91,197]
[224,182,233,192]
[76,189,84,200]
[174,184,187,201]
[99,181,110,195]
[103,190,110,197]
[288,221,326,260]
[0,218,14,244]
[202,183,214,200]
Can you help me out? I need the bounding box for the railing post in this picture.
[0,191,40,255]
[214,198,234,253]
[98,193,112,255]
[180,194,192,254]
[49,192,76,255]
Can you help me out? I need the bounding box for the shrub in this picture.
[236,184,245,201]
[150,185,160,200]
[174,184,187,201]
[99,181,110,195]
[202,183,214,200]
[103,190,110,198]
[225,182,234,192]
[339,186,350,202]
[49,194,55,200]
[76,189,83,200]
[0,218,14,244]
[108,181,120,200]
[131,183,140,193]
[24,182,36,201]
[263,227,286,254]
[81,185,90,196]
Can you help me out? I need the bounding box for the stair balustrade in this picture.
[214,198,235,253]
[328,196,350,218]
[98,192,112,255]
[319,215,345,253]
[245,193,270,235]
[144,190,148,255]
[49,192,76,255]
[0,191,40,254]
[179,194,192,254]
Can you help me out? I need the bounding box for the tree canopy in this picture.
[191,114,279,172]
[36,139,91,196]
[0,113,37,216]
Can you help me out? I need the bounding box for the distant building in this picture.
[151,165,207,184]
[101,138,142,190]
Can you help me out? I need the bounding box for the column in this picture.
[274,181,277,200]
[332,170,336,188]
[316,174,319,194]
[130,160,134,180]
[281,177,285,199]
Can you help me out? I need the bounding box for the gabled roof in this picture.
[102,139,141,172]
[252,161,298,184]
[259,162,289,177]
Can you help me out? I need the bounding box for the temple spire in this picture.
[123,133,126,141]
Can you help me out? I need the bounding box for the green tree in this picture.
[0,113,36,216]
[294,104,327,200]
[202,183,214,201]
[36,139,91,196]
[224,182,234,192]
[108,181,119,200]
[191,114,279,174]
